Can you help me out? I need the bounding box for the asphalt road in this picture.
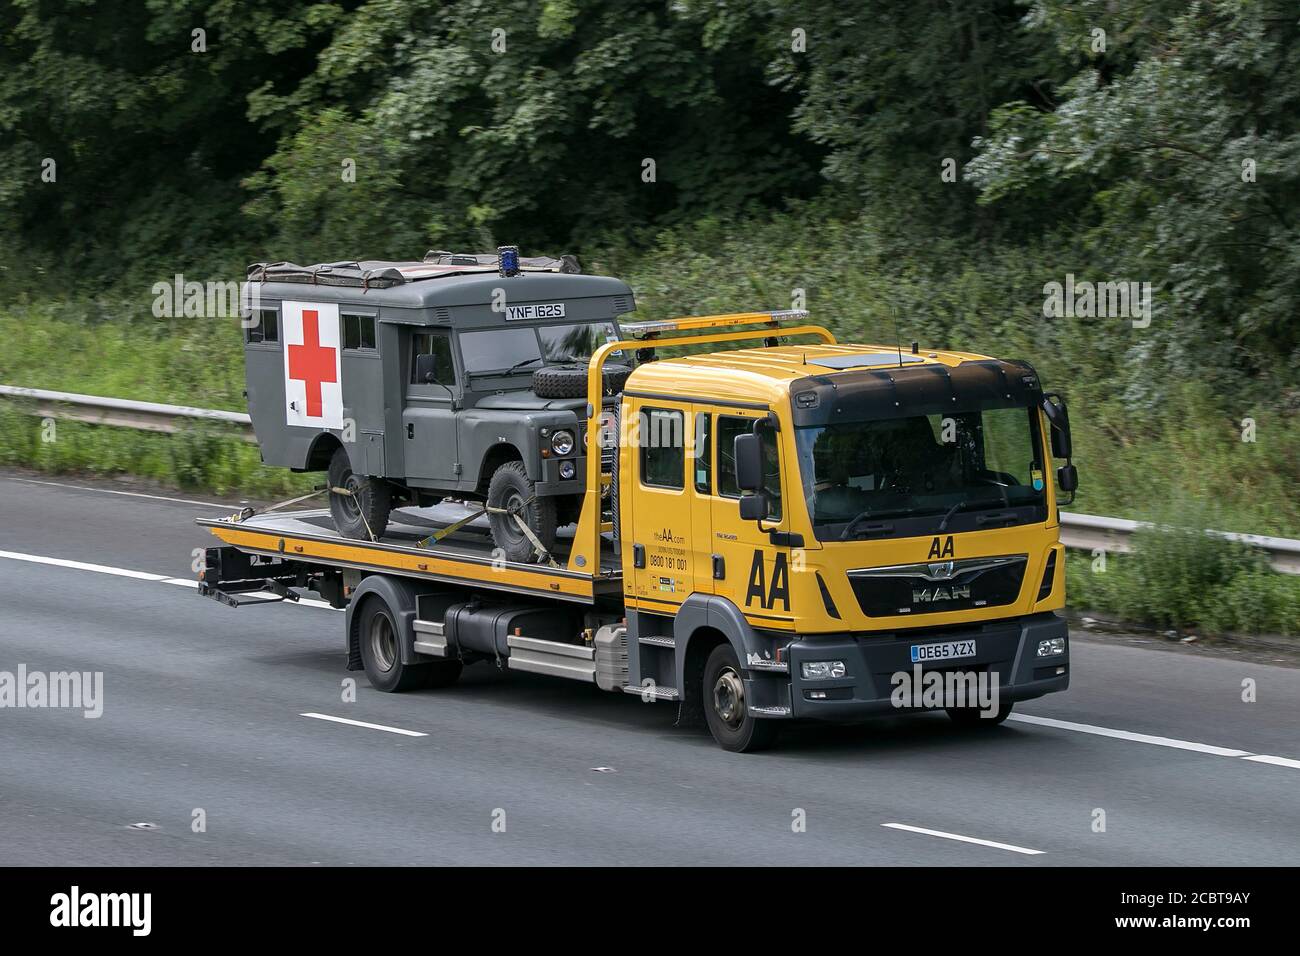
[1,469,1297,866]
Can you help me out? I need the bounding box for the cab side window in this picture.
[717,414,781,519]
[410,331,455,385]
[639,407,684,489]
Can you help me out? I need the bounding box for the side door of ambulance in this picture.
[401,328,461,484]
[706,408,797,633]
[624,400,698,612]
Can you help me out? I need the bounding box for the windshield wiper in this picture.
[838,507,917,540]
[505,356,543,374]
[937,494,1013,532]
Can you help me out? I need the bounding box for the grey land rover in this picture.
[241,248,634,562]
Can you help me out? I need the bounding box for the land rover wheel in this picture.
[702,643,779,753]
[487,460,558,563]
[327,446,392,540]
[357,597,429,692]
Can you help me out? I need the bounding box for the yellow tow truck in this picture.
[200,310,1077,751]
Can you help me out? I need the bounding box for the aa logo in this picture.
[745,550,790,611]
[928,536,955,559]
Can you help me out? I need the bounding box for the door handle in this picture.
[407,423,414,439]
[632,544,646,569]
[711,554,725,579]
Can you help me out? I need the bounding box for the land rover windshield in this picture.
[789,363,1048,541]
[460,322,618,376]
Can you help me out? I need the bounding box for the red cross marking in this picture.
[287,309,337,418]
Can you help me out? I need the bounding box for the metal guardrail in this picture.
[0,384,253,438]
[3,384,1298,574]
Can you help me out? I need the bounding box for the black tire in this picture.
[945,701,1014,727]
[532,362,631,399]
[487,460,558,563]
[357,597,428,693]
[702,643,779,753]
[328,446,392,540]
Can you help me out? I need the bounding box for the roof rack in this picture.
[620,309,810,339]
[247,249,582,289]
[423,251,581,274]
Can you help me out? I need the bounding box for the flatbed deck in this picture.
[198,502,623,603]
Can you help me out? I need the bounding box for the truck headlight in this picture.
[1036,637,1066,657]
[559,460,576,479]
[551,430,575,456]
[801,661,846,680]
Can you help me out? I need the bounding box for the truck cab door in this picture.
[401,329,460,485]
[707,411,796,632]
[623,400,699,612]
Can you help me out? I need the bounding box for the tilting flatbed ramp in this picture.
[197,504,622,603]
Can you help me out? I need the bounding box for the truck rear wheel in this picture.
[702,644,778,753]
[487,460,557,563]
[328,447,392,541]
[358,597,430,693]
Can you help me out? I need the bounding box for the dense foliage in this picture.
[0,1,1296,520]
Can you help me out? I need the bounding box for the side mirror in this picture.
[1057,463,1078,493]
[1042,394,1072,459]
[734,433,763,493]
[414,352,439,384]
[739,492,768,521]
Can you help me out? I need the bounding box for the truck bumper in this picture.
[782,612,1070,721]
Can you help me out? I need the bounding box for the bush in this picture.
[1066,506,1300,637]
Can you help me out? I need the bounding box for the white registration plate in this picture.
[910,639,977,664]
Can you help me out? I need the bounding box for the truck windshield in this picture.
[794,403,1046,540]
[461,322,618,375]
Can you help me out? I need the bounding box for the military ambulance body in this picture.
[207,288,1077,751]
[241,252,635,561]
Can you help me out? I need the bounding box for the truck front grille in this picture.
[847,554,1027,617]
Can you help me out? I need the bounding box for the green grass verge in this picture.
[1066,512,1300,637]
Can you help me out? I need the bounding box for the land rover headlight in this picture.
[551,430,575,456]
[801,661,846,680]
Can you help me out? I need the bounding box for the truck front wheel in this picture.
[487,460,557,563]
[702,644,779,753]
[328,447,392,541]
[945,701,1014,726]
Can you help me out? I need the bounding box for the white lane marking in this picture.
[882,823,1044,856]
[1,474,235,508]
[0,549,169,581]
[1242,754,1300,770]
[1009,713,1252,757]
[0,549,338,610]
[300,713,427,737]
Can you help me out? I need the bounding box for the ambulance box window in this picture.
[342,313,376,351]
[245,309,279,344]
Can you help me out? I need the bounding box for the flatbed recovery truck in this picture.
[200,310,1078,751]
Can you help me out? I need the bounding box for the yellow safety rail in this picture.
[619,309,810,339]
[566,316,835,574]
